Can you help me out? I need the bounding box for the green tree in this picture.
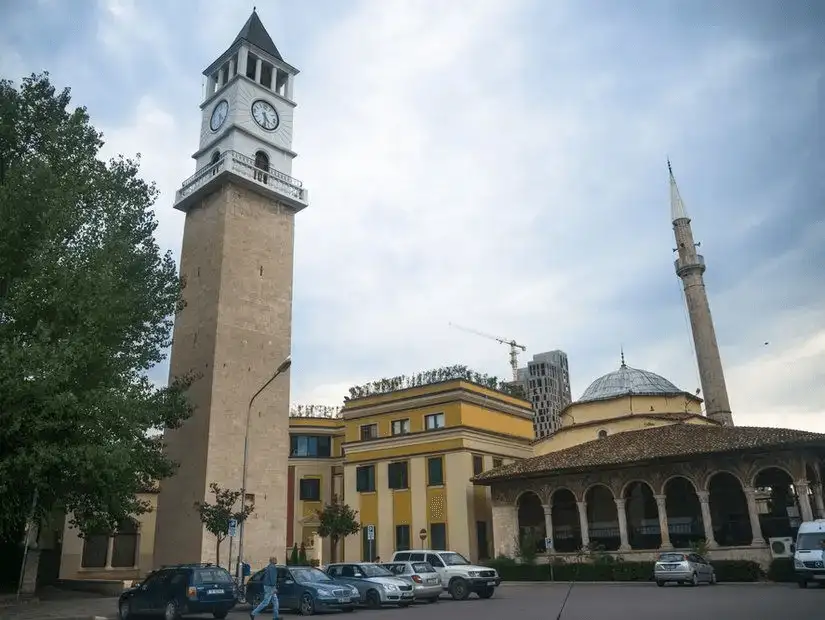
[298,542,308,565]
[289,543,299,565]
[0,73,193,540]
[193,483,254,568]
[316,498,361,563]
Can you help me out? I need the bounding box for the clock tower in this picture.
[153,9,308,569]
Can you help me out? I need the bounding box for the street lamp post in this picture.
[236,355,292,584]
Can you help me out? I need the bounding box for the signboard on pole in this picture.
[366,524,375,541]
[544,537,552,550]
[228,519,238,538]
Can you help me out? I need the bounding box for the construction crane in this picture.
[449,322,527,383]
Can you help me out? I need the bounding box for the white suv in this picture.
[390,550,500,600]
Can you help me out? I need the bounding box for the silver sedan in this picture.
[381,561,442,603]
[654,551,717,586]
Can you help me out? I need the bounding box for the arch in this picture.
[550,486,578,503]
[551,488,581,552]
[659,473,699,496]
[708,471,752,546]
[254,150,270,184]
[754,466,800,539]
[585,484,620,551]
[210,150,221,164]
[623,480,660,549]
[663,476,704,548]
[517,491,546,554]
[750,464,795,489]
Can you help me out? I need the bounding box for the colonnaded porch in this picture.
[490,449,825,566]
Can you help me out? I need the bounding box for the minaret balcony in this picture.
[174,150,308,213]
[675,254,706,277]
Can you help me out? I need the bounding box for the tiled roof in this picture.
[472,424,825,483]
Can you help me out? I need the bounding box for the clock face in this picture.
[210,100,229,131]
[251,99,279,131]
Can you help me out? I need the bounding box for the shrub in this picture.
[485,557,654,582]
[712,560,763,582]
[767,558,795,583]
[288,543,299,565]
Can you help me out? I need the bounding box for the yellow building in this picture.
[337,376,534,564]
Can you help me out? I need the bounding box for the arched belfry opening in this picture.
[254,150,269,184]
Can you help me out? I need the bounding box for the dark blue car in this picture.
[246,565,359,615]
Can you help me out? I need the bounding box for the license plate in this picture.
[337,598,347,603]
[427,579,438,584]
[486,581,496,586]
[207,589,224,595]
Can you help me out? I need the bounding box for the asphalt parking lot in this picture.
[227,583,824,620]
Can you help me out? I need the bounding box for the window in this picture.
[299,478,321,501]
[290,435,331,458]
[427,456,444,486]
[395,525,411,551]
[360,424,378,441]
[426,551,445,567]
[388,461,409,490]
[424,413,445,430]
[492,458,503,469]
[245,53,258,79]
[391,419,410,435]
[111,519,139,568]
[472,455,484,475]
[356,465,375,492]
[81,533,109,568]
[408,552,425,562]
[254,150,269,183]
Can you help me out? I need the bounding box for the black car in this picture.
[246,565,360,615]
[118,563,237,620]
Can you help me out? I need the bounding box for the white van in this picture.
[793,520,825,588]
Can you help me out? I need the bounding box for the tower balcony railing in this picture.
[674,254,705,277]
[174,150,308,209]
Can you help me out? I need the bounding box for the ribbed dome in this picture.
[578,363,684,404]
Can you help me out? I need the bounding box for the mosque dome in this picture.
[578,361,685,404]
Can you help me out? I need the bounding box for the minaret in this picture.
[669,161,734,426]
[154,9,308,569]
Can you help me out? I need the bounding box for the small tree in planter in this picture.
[193,483,254,568]
[298,542,308,565]
[316,498,361,563]
[289,543,299,565]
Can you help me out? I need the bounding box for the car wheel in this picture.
[449,578,469,601]
[164,600,180,620]
[427,597,439,603]
[799,580,808,589]
[343,607,355,613]
[366,590,381,609]
[398,602,411,608]
[689,573,699,587]
[298,592,315,616]
[656,581,664,587]
[709,572,717,585]
[477,586,495,599]
[213,612,228,619]
[118,599,131,620]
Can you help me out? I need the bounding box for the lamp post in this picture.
[236,355,292,583]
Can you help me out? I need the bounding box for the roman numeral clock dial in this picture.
[251,99,279,131]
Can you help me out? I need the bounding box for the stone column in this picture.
[795,480,815,522]
[254,57,263,84]
[228,57,236,79]
[696,491,717,547]
[542,504,554,551]
[813,484,825,519]
[238,46,249,77]
[492,505,518,558]
[576,501,590,549]
[743,487,766,546]
[614,498,631,551]
[654,495,673,549]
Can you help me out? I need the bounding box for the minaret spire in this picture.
[669,160,734,426]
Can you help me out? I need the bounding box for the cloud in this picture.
[2,0,823,432]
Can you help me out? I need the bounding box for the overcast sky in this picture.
[2,0,823,430]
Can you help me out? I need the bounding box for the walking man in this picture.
[250,557,279,620]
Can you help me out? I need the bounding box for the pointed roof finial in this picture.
[668,157,689,222]
[620,346,626,368]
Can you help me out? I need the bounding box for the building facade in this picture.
[153,9,308,569]
[517,350,572,439]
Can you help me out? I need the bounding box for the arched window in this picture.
[210,150,220,175]
[254,150,269,184]
[598,429,608,439]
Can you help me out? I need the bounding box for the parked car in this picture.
[325,562,414,608]
[381,561,441,603]
[118,563,237,620]
[390,550,500,600]
[793,519,825,588]
[653,552,717,586]
[245,565,359,615]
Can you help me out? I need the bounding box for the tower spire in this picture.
[669,161,734,426]
[620,346,626,368]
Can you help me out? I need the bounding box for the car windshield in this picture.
[291,568,333,583]
[383,564,405,575]
[657,553,686,563]
[797,533,825,551]
[440,552,470,566]
[412,563,435,573]
[359,564,393,577]
[194,568,233,584]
